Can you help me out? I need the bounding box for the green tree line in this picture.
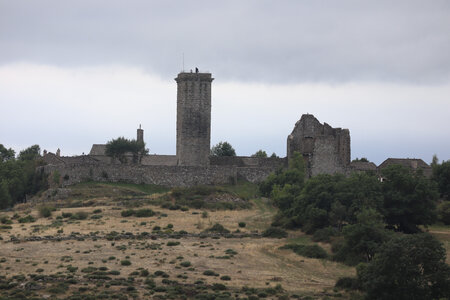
[260,153,450,299]
[0,144,48,208]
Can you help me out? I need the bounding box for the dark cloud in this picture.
[1,0,449,83]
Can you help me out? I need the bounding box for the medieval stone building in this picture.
[287,114,351,177]
[42,70,429,187]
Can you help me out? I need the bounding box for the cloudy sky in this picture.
[1,0,449,164]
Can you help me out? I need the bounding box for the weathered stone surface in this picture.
[287,114,350,177]
[176,72,213,167]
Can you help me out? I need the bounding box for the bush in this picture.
[335,277,360,290]
[135,209,155,217]
[203,270,219,276]
[120,260,131,266]
[39,205,53,218]
[180,261,191,267]
[61,212,72,218]
[204,223,230,234]
[18,215,36,223]
[121,209,135,217]
[212,283,227,290]
[70,212,88,220]
[280,244,328,259]
[262,227,287,238]
[437,201,450,225]
[238,222,246,228]
[167,241,180,246]
[312,227,336,243]
[220,275,231,281]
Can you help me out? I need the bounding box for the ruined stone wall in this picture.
[310,136,346,176]
[43,163,237,187]
[176,72,213,167]
[141,155,178,166]
[287,114,350,176]
[209,156,287,169]
[42,156,282,187]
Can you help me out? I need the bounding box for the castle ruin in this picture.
[42,70,375,187]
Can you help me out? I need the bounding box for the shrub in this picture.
[312,227,336,243]
[93,209,102,214]
[280,244,328,259]
[437,201,450,225]
[204,223,230,234]
[0,216,12,224]
[167,241,180,246]
[212,283,227,290]
[18,215,36,223]
[262,227,287,238]
[180,261,191,267]
[61,212,72,218]
[121,260,131,266]
[140,269,149,277]
[203,270,219,276]
[134,209,155,217]
[335,277,360,290]
[121,209,135,217]
[39,205,53,218]
[70,212,88,220]
[238,222,246,228]
[220,275,231,281]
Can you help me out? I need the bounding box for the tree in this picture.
[381,164,438,233]
[432,159,450,199]
[352,157,369,162]
[0,179,12,209]
[333,209,389,265]
[358,233,450,300]
[18,145,40,161]
[259,151,305,197]
[105,137,148,163]
[210,141,236,157]
[0,144,48,207]
[0,144,15,162]
[251,150,267,158]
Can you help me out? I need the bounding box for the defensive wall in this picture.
[42,154,284,187]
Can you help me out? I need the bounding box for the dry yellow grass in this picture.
[0,193,357,299]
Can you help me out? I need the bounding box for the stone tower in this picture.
[175,71,214,166]
[137,125,144,144]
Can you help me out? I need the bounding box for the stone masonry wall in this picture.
[287,114,350,177]
[209,156,287,169]
[44,163,237,187]
[176,72,213,166]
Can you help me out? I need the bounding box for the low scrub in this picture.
[203,223,230,234]
[121,208,155,218]
[280,244,328,259]
[262,227,287,238]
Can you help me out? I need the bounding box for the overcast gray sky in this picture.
[1,0,449,164]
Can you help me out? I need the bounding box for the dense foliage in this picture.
[432,158,450,199]
[251,150,267,158]
[105,137,148,163]
[262,155,449,298]
[357,233,450,300]
[264,159,438,234]
[0,144,48,208]
[381,164,438,233]
[210,141,236,157]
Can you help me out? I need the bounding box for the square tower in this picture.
[175,71,214,166]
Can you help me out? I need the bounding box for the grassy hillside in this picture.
[2,182,447,299]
